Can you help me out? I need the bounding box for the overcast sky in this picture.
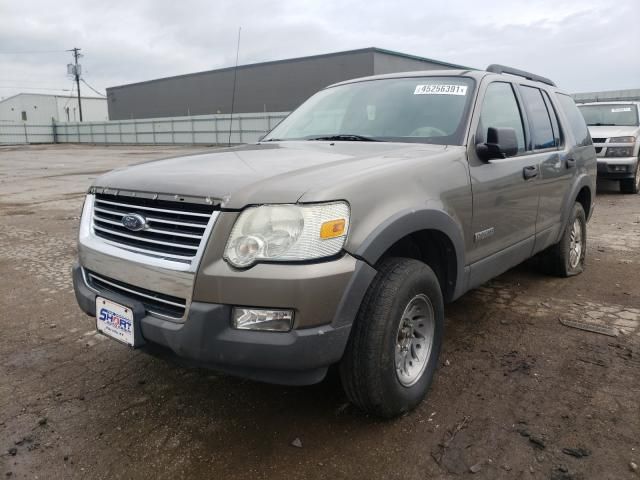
[1,0,639,101]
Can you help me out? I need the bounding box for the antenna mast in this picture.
[228,27,242,146]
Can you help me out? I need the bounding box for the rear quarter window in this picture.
[520,86,555,149]
[556,94,591,147]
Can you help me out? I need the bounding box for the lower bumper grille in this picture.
[84,269,187,319]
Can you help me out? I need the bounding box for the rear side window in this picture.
[520,86,555,149]
[556,94,591,146]
[541,90,562,147]
[478,82,525,153]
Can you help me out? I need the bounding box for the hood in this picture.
[93,141,453,208]
[588,125,640,139]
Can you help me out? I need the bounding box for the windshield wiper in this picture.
[590,123,616,126]
[306,134,380,142]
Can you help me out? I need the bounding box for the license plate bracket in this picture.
[95,296,146,348]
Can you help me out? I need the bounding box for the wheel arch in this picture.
[561,174,594,230]
[576,185,592,220]
[351,209,467,302]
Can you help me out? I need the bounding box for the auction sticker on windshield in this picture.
[611,107,632,113]
[414,84,468,95]
[96,297,135,346]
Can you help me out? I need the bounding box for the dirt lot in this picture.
[1,144,638,480]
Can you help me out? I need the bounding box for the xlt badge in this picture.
[474,227,495,242]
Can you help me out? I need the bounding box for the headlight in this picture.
[224,202,350,268]
[608,136,636,143]
[605,146,634,157]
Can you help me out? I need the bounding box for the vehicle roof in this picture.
[328,69,567,94]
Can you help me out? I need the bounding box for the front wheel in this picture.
[620,161,639,194]
[339,257,444,418]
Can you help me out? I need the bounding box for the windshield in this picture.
[578,104,639,127]
[263,76,475,145]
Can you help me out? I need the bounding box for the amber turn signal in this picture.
[320,219,346,239]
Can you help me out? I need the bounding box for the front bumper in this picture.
[73,256,376,385]
[596,157,638,180]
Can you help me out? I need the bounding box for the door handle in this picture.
[523,165,538,180]
[566,158,576,168]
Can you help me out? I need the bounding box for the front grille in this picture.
[85,269,187,319]
[595,147,603,154]
[591,137,607,144]
[92,193,217,262]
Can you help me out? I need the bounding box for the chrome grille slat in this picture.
[91,193,217,261]
[94,207,208,228]
[137,215,207,229]
[95,198,211,217]
[93,225,199,250]
[95,238,194,261]
[93,216,204,239]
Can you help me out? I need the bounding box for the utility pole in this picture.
[68,47,83,122]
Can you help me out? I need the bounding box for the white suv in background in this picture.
[578,101,640,194]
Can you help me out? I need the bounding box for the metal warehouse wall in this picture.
[106,48,466,120]
[107,50,373,120]
[372,51,464,75]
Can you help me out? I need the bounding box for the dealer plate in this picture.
[96,297,135,346]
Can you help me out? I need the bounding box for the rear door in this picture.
[466,80,540,265]
[516,84,574,252]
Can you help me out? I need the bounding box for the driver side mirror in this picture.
[476,127,519,161]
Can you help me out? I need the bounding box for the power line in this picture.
[0,86,71,91]
[0,50,67,55]
[63,81,77,109]
[80,78,106,97]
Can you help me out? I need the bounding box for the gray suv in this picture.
[73,65,596,418]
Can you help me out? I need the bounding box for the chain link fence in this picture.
[0,112,289,146]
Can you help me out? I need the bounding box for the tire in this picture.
[540,202,587,277]
[620,160,640,194]
[339,257,444,418]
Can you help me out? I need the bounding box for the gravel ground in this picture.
[1,144,639,480]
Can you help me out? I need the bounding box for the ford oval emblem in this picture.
[121,213,147,232]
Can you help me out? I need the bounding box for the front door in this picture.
[466,80,540,267]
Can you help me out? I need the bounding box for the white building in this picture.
[0,93,108,123]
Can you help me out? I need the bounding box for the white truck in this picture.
[578,101,640,194]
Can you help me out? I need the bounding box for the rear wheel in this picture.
[339,257,444,418]
[620,161,639,194]
[540,202,587,277]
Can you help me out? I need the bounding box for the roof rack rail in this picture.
[486,64,556,87]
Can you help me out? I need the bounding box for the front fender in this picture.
[348,208,467,300]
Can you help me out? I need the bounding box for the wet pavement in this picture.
[1,145,639,479]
